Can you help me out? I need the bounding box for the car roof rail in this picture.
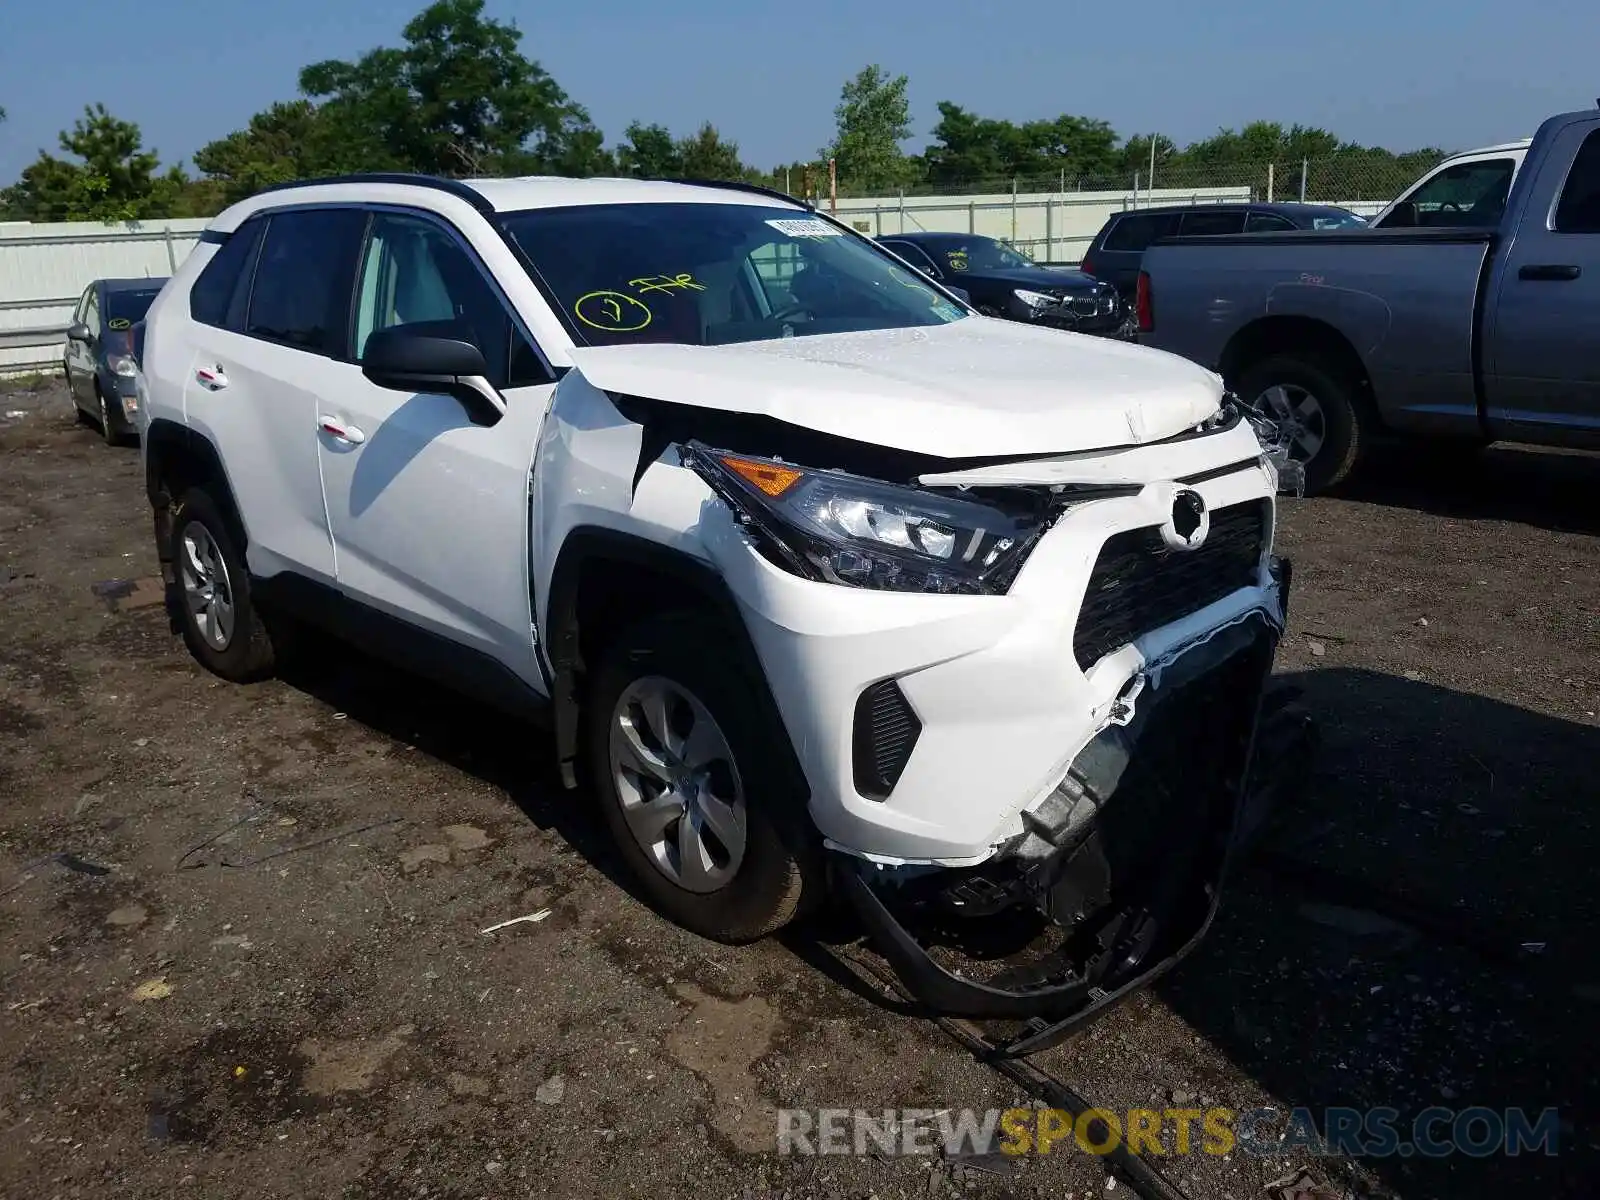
[652,176,814,210]
[252,172,495,216]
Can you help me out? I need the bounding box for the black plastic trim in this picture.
[252,172,496,216]
[198,228,229,245]
[541,527,809,801]
[143,419,249,551]
[251,572,551,726]
[852,679,922,800]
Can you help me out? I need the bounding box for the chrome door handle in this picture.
[317,416,366,445]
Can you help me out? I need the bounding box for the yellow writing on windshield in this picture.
[629,273,706,295]
[574,290,654,332]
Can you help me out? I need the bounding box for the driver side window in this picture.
[1388,158,1514,228]
[354,212,551,389]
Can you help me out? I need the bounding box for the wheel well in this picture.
[543,528,805,798]
[143,421,248,573]
[1218,316,1373,399]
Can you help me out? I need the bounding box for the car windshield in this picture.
[500,202,967,347]
[106,288,162,325]
[1311,211,1368,230]
[929,236,1035,272]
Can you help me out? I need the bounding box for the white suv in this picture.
[139,173,1292,1039]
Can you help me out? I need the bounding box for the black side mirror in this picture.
[66,322,91,344]
[361,327,504,427]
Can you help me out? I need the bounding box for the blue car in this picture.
[63,277,167,444]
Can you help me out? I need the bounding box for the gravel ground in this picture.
[1,379,1596,1199]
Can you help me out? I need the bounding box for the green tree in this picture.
[299,0,608,177]
[824,65,913,191]
[193,100,348,206]
[616,122,681,178]
[675,123,748,181]
[1,104,183,221]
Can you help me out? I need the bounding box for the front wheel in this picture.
[1236,354,1366,494]
[96,386,122,446]
[586,613,820,942]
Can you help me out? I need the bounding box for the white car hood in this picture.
[565,319,1223,460]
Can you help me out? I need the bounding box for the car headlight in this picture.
[1012,288,1058,311]
[108,354,138,378]
[683,442,1049,595]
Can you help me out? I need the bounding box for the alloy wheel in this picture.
[178,521,235,651]
[608,675,747,894]
[1250,383,1327,463]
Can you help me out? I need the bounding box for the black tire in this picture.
[168,487,277,683]
[585,612,820,943]
[1236,353,1367,494]
[96,385,121,446]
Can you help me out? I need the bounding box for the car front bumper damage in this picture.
[835,564,1308,1054]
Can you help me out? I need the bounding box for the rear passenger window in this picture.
[1245,212,1296,233]
[1180,209,1245,236]
[246,209,366,354]
[190,218,264,329]
[1554,130,1600,233]
[1103,213,1181,252]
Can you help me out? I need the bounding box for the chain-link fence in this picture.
[792,152,1449,208]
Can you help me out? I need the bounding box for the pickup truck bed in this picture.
[1137,107,1600,492]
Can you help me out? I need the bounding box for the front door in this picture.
[314,209,557,691]
[1486,118,1600,447]
[65,286,98,406]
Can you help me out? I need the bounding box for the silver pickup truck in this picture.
[1137,105,1600,493]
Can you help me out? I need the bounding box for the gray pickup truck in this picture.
[1137,105,1600,493]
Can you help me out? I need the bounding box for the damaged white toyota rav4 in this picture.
[139,174,1295,1045]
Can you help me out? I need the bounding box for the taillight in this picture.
[1079,252,1097,277]
[1136,270,1154,333]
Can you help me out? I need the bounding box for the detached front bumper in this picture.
[836,574,1306,1051]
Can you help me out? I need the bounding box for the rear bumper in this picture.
[837,594,1303,1050]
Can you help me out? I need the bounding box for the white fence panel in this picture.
[0,219,209,376]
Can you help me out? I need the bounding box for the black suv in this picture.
[1080,202,1367,301]
[877,232,1128,338]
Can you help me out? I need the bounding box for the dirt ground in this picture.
[1,378,1596,1200]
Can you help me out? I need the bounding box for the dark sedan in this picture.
[62,277,167,444]
[877,232,1129,338]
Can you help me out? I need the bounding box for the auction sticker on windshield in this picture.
[766,218,843,238]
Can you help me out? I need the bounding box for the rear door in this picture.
[314,207,557,692]
[1485,119,1600,447]
[181,208,364,584]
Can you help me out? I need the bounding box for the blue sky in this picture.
[2,0,1595,185]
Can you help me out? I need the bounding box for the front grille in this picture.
[1062,293,1118,318]
[1073,499,1269,669]
[852,678,922,801]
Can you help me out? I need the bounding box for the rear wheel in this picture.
[169,488,277,682]
[1236,354,1366,494]
[586,613,820,942]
